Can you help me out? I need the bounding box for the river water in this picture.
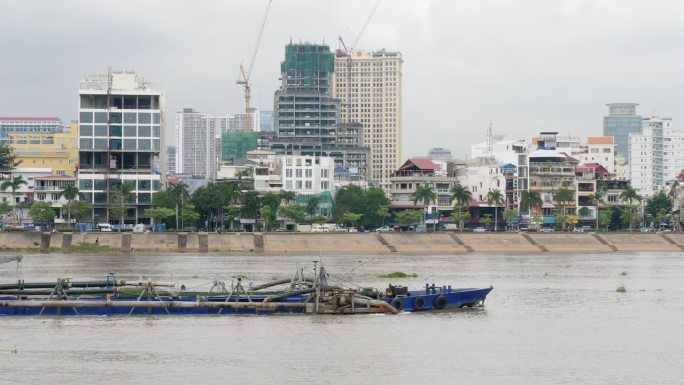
[0,252,682,385]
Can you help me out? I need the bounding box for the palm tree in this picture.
[591,191,602,230]
[554,187,574,230]
[620,186,639,205]
[412,184,437,230]
[1,175,27,225]
[486,189,504,231]
[450,184,472,231]
[519,190,543,218]
[60,184,79,225]
[619,187,640,231]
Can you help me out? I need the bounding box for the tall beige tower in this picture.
[333,48,402,189]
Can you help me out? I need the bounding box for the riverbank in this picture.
[0,231,683,254]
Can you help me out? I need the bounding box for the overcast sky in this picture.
[2,0,684,159]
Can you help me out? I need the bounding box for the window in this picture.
[305,181,312,189]
[321,181,329,190]
[286,181,292,189]
[51,193,60,201]
[285,169,292,177]
[295,169,302,178]
[79,112,93,123]
[37,193,46,201]
[321,169,329,178]
[124,113,137,124]
[296,181,302,189]
[305,169,312,178]
[138,126,151,137]
[80,125,93,136]
[138,113,151,124]
[94,125,107,136]
[79,138,93,149]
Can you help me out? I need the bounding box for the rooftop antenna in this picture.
[486,119,494,162]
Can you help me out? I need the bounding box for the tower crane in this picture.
[338,0,382,116]
[236,0,272,132]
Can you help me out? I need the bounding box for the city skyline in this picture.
[2,0,684,159]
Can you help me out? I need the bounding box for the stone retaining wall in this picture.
[0,231,682,254]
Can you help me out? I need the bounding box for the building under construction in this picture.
[77,70,164,226]
[263,43,370,181]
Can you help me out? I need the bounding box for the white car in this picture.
[97,223,113,232]
[375,226,393,232]
[473,227,487,232]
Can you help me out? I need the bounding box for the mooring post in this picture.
[40,232,51,253]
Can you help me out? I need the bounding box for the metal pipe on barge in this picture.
[0,288,116,296]
[0,299,308,310]
[0,280,174,290]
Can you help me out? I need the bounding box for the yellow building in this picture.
[8,121,79,176]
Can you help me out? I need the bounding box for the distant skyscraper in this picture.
[259,111,274,132]
[427,147,453,162]
[175,108,217,180]
[166,145,176,176]
[78,70,163,225]
[228,109,260,132]
[603,103,641,161]
[334,48,403,189]
[0,117,64,143]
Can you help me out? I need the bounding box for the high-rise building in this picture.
[629,116,684,197]
[0,117,64,143]
[77,70,164,225]
[603,103,641,161]
[229,108,260,132]
[334,48,403,189]
[175,108,217,179]
[267,42,370,180]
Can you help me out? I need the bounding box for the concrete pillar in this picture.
[40,232,51,253]
[61,233,73,249]
[254,233,264,253]
[198,233,208,253]
[121,233,132,253]
[178,233,187,253]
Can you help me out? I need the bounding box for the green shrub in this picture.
[378,271,418,278]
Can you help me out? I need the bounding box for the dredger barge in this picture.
[0,257,493,316]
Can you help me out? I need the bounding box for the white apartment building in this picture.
[630,116,684,197]
[579,137,616,173]
[78,70,164,225]
[333,49,402,189]
[0,168,75,225]
[175,108,217,180]
[280,155,334,195]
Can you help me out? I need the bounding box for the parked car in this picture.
[375,226,393,232]
[347,227,358,233]
[133,224,146,233]
[97,223,113,232]
[539,227,555,232]
[473,227,487,232]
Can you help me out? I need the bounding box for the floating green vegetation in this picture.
[378,272,418,279]
[71,242,111,252]
[616,285,627,293]
[620,271,628,276]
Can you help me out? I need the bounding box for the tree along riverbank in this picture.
[0,231,682,254]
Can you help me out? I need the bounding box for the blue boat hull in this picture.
[381,287,493,312]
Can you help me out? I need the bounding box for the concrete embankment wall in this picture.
[0,232,683,254]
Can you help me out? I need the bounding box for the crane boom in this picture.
[236,0,272,131]
[352,0,381,49]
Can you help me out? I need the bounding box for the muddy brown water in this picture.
[0,252,682,384]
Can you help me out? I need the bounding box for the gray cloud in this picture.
[1,0,683,159]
